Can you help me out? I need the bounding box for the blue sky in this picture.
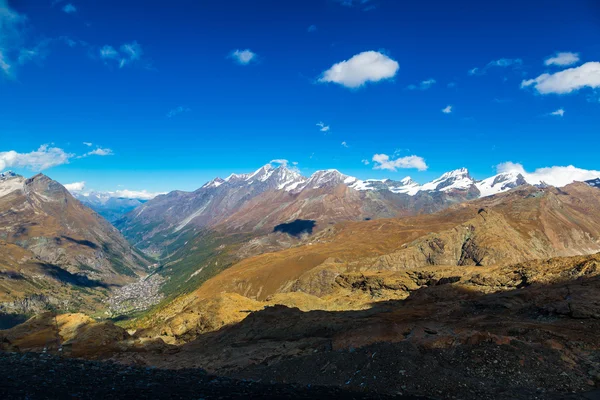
[1,0,600,195]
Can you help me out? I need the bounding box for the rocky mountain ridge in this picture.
[0,173,150,314]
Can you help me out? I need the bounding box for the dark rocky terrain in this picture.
[0,352,411,399]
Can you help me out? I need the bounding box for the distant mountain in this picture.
[586,178,600,188]
[0,172,150,314]
[72,191,147,223]
[117,164,537,253]
[115,165,473,253]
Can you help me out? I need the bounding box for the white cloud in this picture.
[166,106,190,118]
[109,189,164,200]
[407,78,436,90]
[318,51,399,89]
[316,121,330,132]
[64,181,85,191]
[62,3,76,14]
[0,144,74,171]
[441,105,452,114]
[469,58,522,75]
[83,142,93,147]
[307,25,317,33]
[447,82,457,88]
[372,153,428,171]
[0,143,117,172]
[521,62,600,95]
[549,108,565,117]
[544,52,579,67]
[341,141,348,148]
[361,159,370,165]
[82,147,113,157]
[497,162,600,188]
[230,49,256,65]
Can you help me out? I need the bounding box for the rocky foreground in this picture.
[0,352,409,399]
[4,253,600,399]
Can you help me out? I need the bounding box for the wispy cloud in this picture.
[0,1,31,78]
[441,105,452,114]
[83,142,93,147]
[307,25,317,33]
[521,62,600,95]
[549,108,565,117]
[361,159,370,165]
[497,162,600,188]
[341,141,348,148]
[544,52,580,67]
[62,3,76,14]
[316,121,330,132]
[98,41,145,69]
[85,148,113,156]
[99,45,118,60]
[76,146,114,158]
[229,49,257,65]
[372,153,428,171]
[0,3,79,79]
[407,78,436,90]
[318,51,399,89]
[469,58,523,76]
[270,159,289,166]
[166,106,190,118]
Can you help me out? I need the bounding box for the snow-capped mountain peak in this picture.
[421,168,474,192]
[294,169,352,192]
[0,171,19,180]
[0,171,25,198]
[400,176,415,185]
[246,164,275,183]
[475,171,527,198]
[202,177,225,189]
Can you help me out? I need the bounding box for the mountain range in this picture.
[116,164,529,252]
